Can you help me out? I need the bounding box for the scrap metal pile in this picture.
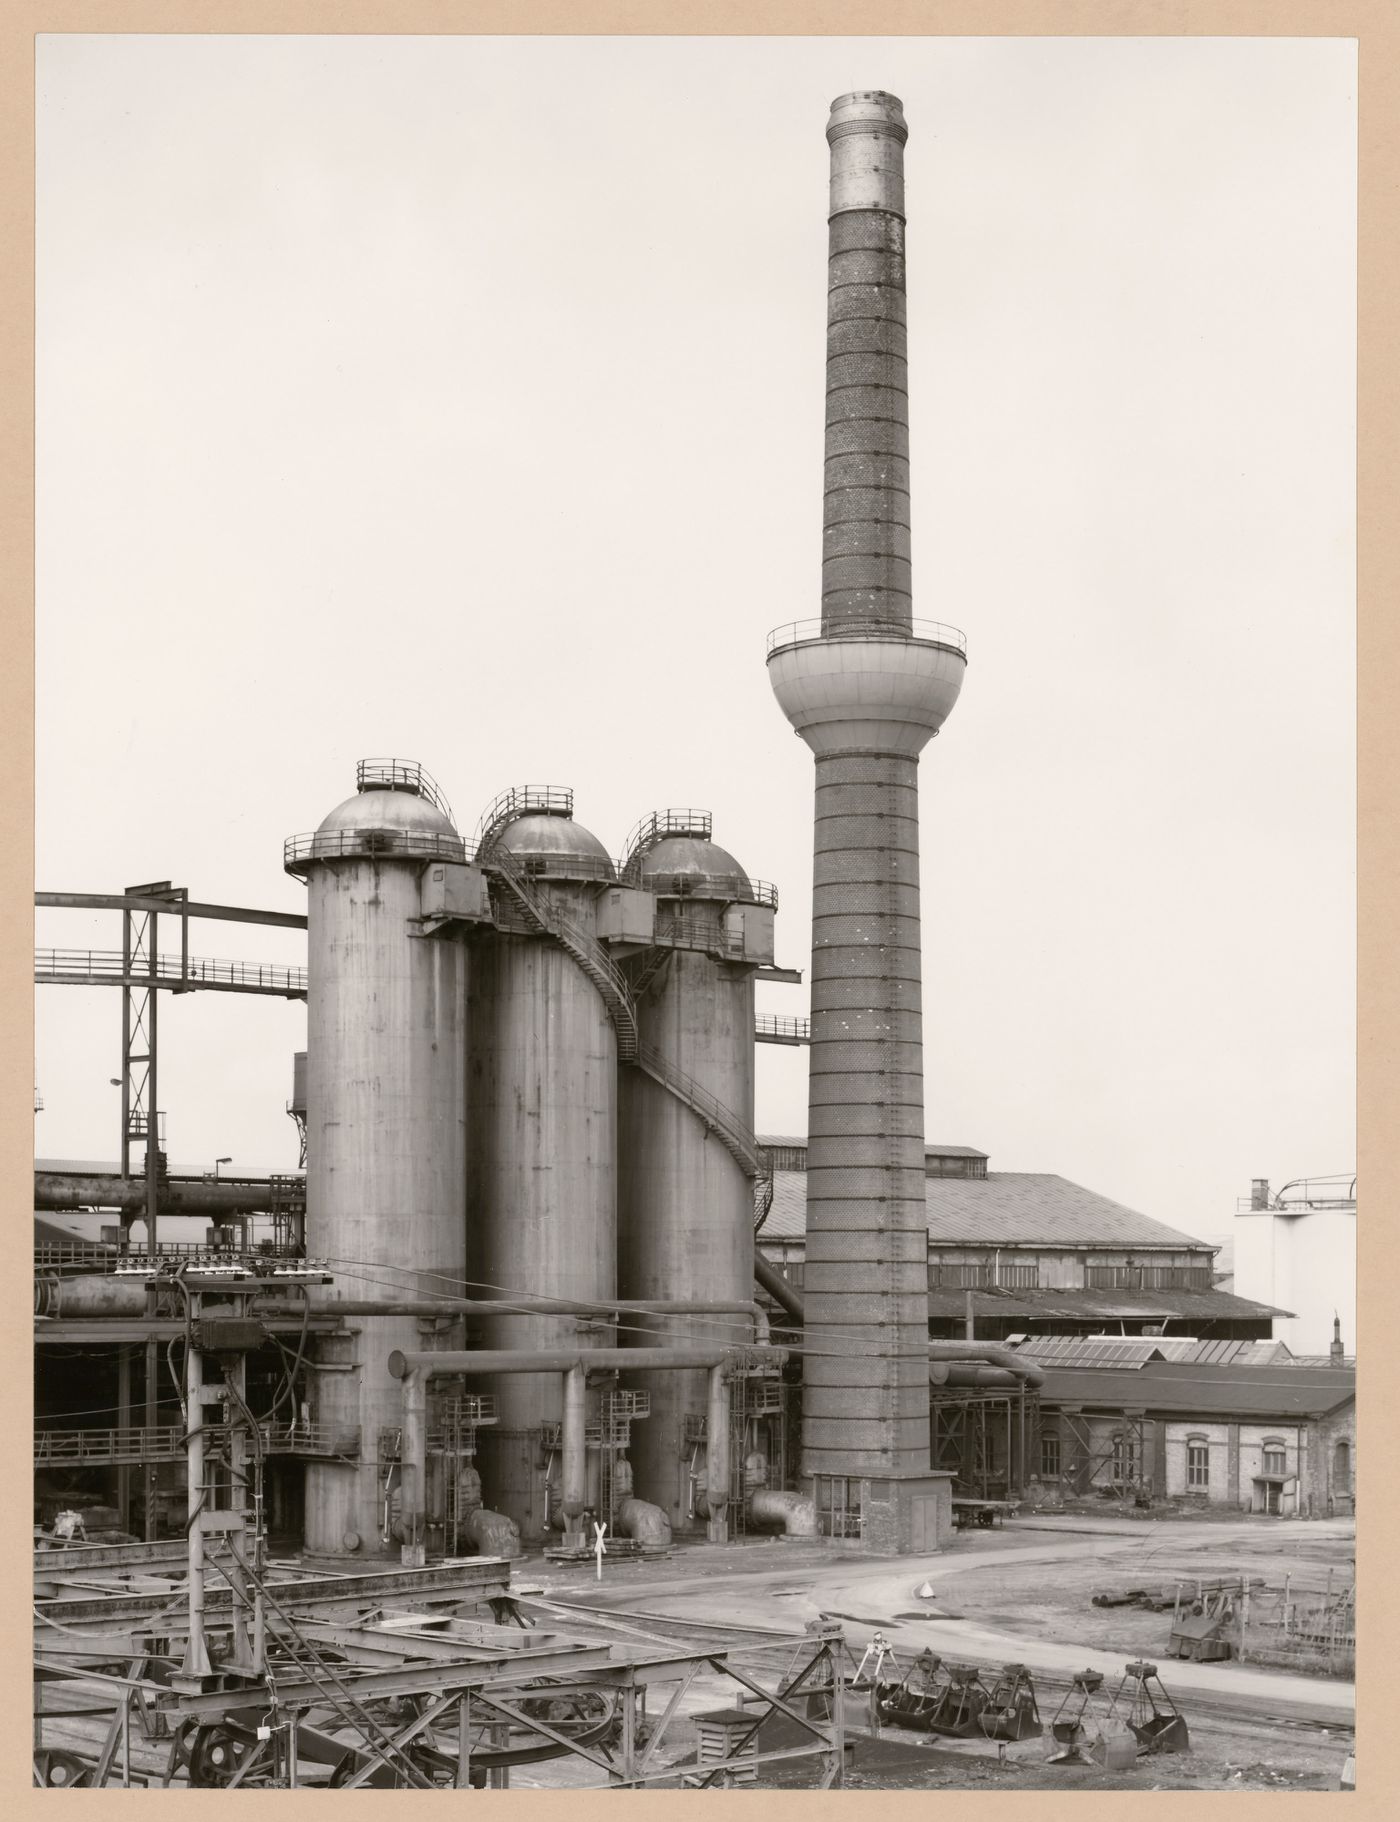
[34,1550,853,1790]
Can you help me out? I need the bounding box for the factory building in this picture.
[758,1140,1291,1341]
[1023,1347,1355,1518]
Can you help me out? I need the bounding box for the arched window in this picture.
[1186,1434,1210,1490]
[1333,1438,1351,1496]
[1261,1437,1287,1477]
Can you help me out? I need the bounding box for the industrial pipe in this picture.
[35,1276,147,1318]
[928,1342,1045,1389]
[753,1251,804,1325]
[34,1277,306,1322]
[561,1365,588,1543]
[328,1297,769,1342]
[615,1497,671,1548]
[388,1346,784,1380]
[750,1489,819,1538]
[747,1265,1045,1388]
[388,1346,786,1563]
[939,1365,1020,1389]
[702,1365,731,1543]
[35,1173,292,1217]
[399,1358,429,1566]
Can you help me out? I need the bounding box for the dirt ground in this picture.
[526,1512,1356,1792]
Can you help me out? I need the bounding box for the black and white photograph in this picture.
[28,25,1357,1793]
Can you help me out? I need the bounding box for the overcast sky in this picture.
[34,34,1355,1245]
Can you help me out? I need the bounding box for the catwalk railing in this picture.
[35,1422,362,1465]
[766,615,968,658]
[36,949,308,998]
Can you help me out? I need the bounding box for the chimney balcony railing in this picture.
[766,616,968,659]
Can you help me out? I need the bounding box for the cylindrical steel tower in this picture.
[767,93,967,1546]
[466,795,619,1541]
[617,823,759,1529]
[285,761,468,1557]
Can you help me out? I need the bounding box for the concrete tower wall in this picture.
[299,793,468,1557]
[467,878,618,1541]
[618,945,756,1527]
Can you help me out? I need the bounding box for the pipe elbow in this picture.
[465,1506,523,1560]
[750,1489,818,1538]
[616,1498,671,1548]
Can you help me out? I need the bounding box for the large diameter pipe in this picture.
[35,1276,148,1318]
[561,1365,588,1540]
[939,1365,1020,1389]
[928,1342,1045,1389]
[388,1346,785,1380]
[703,1365,731,1543]
[35,1277,305,1322]
[391,1347,785,1562]
[328,1297,767,1341]
[750,1489,819,1538]
[753,1251,805,1324]
[748,1261,1045,1389]
[35,1174,292,1217]
[400,1359,428,1566]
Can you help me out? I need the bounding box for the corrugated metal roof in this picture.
[924,1286,1292,1321]
[762,1170,1213,1251]
[1038,1358,1355,1420]
[1013,1336,1166,1368]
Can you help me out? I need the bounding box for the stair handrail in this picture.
[355,758,455,823]
[483,843,639,1059]
[754,1153,775,1233]
[634,1042,762,1178]
[473,784,574,858]
[618,808,714,884]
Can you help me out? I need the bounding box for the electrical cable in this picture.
[261,1290,309,1423]
[33,1248,1348,1381]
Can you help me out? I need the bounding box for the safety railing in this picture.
[35,1422,360,1464]
[35,1240,306,1275]
[355,757,454,822]
[283,827,469,874]
[635,1042,763,1178]
[36,948,308,996]
[755,1014,811,1044]
[502,849,618,885]
[35,1243,117,1271]
[647,871,778,909]
[618,809,714,882]
[653,909,734,958]
[766,616,968,658]
[484,843,640,1060]
[472,784,574,856]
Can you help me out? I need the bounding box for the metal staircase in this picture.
[753,1160,775,1232]
[482,843,640,1061]
[634,1043,763,1180]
